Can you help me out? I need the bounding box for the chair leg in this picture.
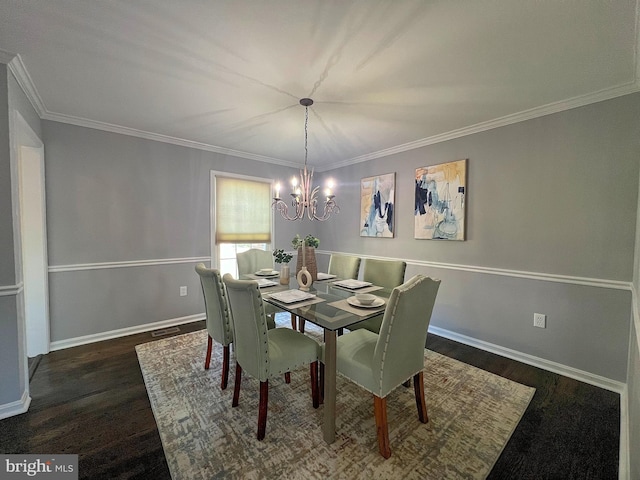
[204,335,213,370]
[290,313,297,330]
[221,345,230,390]
[310,361,319,409]
[257,380,269,440]
[319,362,324,404]
[299,318,306,333]
[232,363,242,407]
[373,395,391,459]
[285,372,291,384]
[413,371,429,424]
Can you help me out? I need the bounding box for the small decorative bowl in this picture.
[355,293,376,305]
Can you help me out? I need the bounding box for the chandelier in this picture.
[272,98,339,221]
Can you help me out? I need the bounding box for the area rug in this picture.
[136,322,535,479]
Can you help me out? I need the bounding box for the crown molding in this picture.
[320,81,640,171]
[6,50,640,173]
[40,110,304,169]
[6,54,47,117]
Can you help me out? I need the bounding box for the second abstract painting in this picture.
[415,159,467,240]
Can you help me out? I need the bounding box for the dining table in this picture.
[245,271,390,444]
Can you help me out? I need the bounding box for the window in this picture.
[212,173,273,278]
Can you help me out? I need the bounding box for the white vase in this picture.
[296,266,313,291]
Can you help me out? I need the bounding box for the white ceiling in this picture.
[1,0,638,171]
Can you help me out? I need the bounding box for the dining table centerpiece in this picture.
[273,248,293,285]
[292,234,319,288]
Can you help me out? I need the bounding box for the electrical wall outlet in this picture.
[180,286,188,297]
[533,313,546,328]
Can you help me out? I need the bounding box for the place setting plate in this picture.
[346,296,385,308]
[332,279,373,290]
[267,290,316,304]
[255,269,279,277]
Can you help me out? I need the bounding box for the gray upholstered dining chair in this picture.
[196,264,276,390]
[222,274,321,440]
[328,254,361,280]
[236,248,274,276]
[348,258,407,334]
[333,274,440,458]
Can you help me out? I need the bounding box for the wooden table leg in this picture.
[323,329,337,444]
[290,313,297,330]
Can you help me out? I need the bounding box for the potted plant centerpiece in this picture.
[292,234,319,283]
[273,248,293,285]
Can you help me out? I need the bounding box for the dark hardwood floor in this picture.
[0,318,619,479]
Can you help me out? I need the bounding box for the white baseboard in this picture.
[49,313,205,351]
[428,325,626,393]
[0,389,31,420]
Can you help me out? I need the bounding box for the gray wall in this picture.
[41,94,639,382]
[318,94,640,382]
[42,121,298,342]
[0,65,14,286]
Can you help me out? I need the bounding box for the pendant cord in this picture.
[304,106,308,167]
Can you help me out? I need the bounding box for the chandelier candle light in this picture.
[272,98,339,222]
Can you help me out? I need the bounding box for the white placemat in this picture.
[328,298,385,317]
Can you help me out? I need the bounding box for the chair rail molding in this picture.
[0,282,24,296]
[48,256,212,273]
[315,250,632,291]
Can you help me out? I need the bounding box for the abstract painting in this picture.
[360,172,395,237]
[415,159,467,240]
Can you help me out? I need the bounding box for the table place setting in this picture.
[263,289,326,308]
[255,278,278,288]
[332,279,372,289]
[330,279,383,294]
[316,272,337,281]
[253,268,280,277]
[328,293,386,316]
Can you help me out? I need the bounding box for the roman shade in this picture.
[215,176,271,243]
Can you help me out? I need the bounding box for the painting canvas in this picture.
[360,172,395,237]
[415,159,467,240]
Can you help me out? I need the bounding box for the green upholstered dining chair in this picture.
[195,264,234,389]
[195,264,275,390]
[348,258,407,334]
[222,274,321,440]
[236,248,283,325]
[328,254,361,280]
[236,248,274,276]
[334,274,440,458]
